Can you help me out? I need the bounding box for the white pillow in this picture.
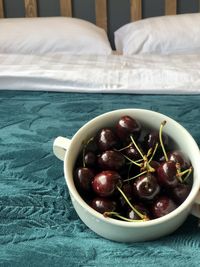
[114,13,200,55]
[0,17,112,55]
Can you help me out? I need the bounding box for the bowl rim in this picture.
[64,108,200,228]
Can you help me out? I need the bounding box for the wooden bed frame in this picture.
[0,0,195,32]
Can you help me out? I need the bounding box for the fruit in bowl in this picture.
[53,109,200,242]
[74,115,193,222]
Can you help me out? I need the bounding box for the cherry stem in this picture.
[103,211,147,222]
[142,155,155,172]
[116,143,132,152]
[117,186,146,220]
[148,143,159,163]
[146,148,153,158]
[124,170,148,182]
[177,167,193,182]
[130,135,145,161]
[159,120,168,162]
[123,154,142,167]
[175,163,183,183]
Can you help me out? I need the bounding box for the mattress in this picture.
[1,53,200,94]
[0,90,200,266]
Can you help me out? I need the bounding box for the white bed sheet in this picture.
[0,53,200,94]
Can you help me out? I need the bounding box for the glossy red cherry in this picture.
[96,128,119,152]
[171,183,191,204]
[127,204,150,220]
[124,144,143,161]
[84,151,96,167]
[167,150,190,171]
[115,115,141,141]
[152,196,177,218]
[156,161,179,188]
[92,170,122,197]
[98,150,125,171]
[133,173,160,201]
[74,167,95,193]
[91,197,117,214]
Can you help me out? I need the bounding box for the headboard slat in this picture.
[60,0,72,17]
[0,0,4,18]
[165,0,177,15]
[130,0,142,21]
[24,0,38,17]
[95,0,107,32]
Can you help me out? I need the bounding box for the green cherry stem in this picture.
[116,143,132,152]
[130,135,145,160]
[103,211,147,222]
[159,120,168,162]
[123,170,148,182]
[123,155,143,167]
[177,167,193,182]
[148,143,159,164]
[117,186,146,220]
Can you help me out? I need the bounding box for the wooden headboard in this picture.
[0,0,195,32]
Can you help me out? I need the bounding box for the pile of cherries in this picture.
[74,115,193,222]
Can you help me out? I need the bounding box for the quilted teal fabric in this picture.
[0,91,200,267]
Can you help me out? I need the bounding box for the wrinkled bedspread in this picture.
[0,91,200,267]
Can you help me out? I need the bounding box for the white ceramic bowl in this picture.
[53,109,200,242]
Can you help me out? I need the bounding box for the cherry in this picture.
[127,204,150,220]
[96,128,119,152]
[152,196,177,218]
[91,197,117,214]
[156,161,179,188]
[84,151,96,167]
[171,183,191,204]
[133,173,160,201]
[149,160,160,171]
[92,170,122,197]
[98,150,125,171]
[74,167,95,193]
[124,144,143,161]
[115,115,141,141]
[144,130,168,150]
[167,150,190,171]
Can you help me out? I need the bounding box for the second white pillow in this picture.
[114,13,200,55]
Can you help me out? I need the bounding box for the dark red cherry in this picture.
[124,144,143,161]
[91,197,117,214]
[84,151,96,167]
[167,151,190,171]
[133,173,160,201]
[144,130,168,150]
[96,128,119,152]
[98,150,125,171]
[127,204,150,220]
[74,167,95,193]
[171,183,191,204]
[92,170,122,197]
[85,138,98,153]
[157,161,179,188]
[116,115,141,141]
[150,160,160,171]
[152,196,177,218]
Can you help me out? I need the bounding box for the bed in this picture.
[1,0,200,266]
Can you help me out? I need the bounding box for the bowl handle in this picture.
[190,191,200,218]
[53,136,71,161]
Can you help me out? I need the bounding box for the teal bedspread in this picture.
[0,90,200,267]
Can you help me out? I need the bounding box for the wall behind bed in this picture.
[2,0,200,48]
